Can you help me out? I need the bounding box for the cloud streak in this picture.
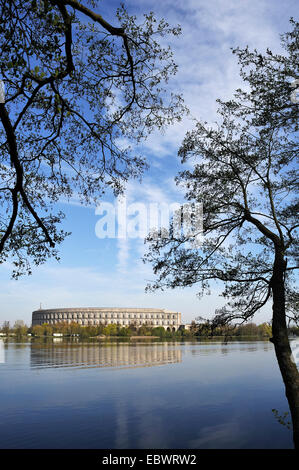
[1,0,293,324]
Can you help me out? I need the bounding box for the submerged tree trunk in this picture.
[271,247,299,449]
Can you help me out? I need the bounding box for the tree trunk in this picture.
[271,247,299,449]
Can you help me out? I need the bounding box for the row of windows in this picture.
[35,319,177,326]
[34,313,178,320]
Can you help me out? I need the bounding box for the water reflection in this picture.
[30,341,182,370]
[0,339,293,449]
[189,340,272,356]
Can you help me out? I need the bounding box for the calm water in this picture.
[0,339,295,449]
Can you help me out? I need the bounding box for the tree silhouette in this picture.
[145,20,299,448]
[0,0,185,277]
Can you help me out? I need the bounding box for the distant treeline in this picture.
[189,321,299,338]
[0,321,184,339]
[189,321,274,338]
[1,320,298,339]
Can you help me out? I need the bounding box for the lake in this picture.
[0,338,295,449]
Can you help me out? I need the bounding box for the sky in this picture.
[0,0,297,326]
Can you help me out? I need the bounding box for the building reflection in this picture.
[30,341,182,370]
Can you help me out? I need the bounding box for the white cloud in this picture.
[0,260,230,326]
[117,237,130,273]
[0,0,291,325]
[125,0,293,156]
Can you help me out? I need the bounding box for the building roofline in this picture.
[33,307,180,314]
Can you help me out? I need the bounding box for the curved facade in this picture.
[32,307,181,331]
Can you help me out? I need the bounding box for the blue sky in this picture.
[0,0,297,326]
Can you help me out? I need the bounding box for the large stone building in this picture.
[32,307,181,331]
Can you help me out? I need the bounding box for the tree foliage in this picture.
[0,0,185,277]
[145,19,298,326]
[191,319,272,338]
[144,20,299,447]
